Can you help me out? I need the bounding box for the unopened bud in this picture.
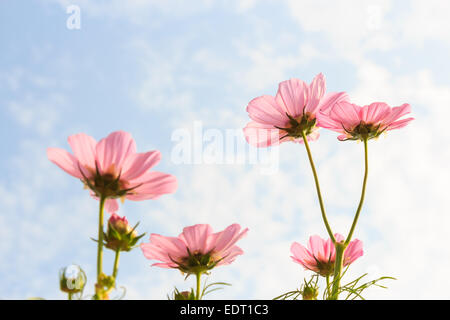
[104,214,145,252]
[59,264,86,294]
[172,288,195,300]
[302,285,319,300]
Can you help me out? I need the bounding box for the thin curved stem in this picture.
[112,249,121,279]
[325,275,331,298]
[301,131,336,243]
[345,138,369,245]
[97,195,106,281]
[330,242,346,300]
[195,272,202,300]
[330,138,369,300]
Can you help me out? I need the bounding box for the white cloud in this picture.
[399,0,450,47]
[286,0,394,60]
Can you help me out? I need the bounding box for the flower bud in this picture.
[59,264,86,294]
[302,285,319,300]
[104,214,145,252]
[172,288,195,300]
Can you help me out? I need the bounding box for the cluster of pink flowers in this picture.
[48,131,248,300]
[47,72,412,300]
[243,73,413,300]
[244,73,413,145]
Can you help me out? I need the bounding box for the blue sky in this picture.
[1,0,450,299]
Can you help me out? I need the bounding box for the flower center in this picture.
[343,121,386,141]
[275,112,317,140]
[172,249,223,275]
[78,163,141,199]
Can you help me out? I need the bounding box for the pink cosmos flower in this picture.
[141,224,248,274]
[317,101,414,141]
[290,234,363,277]
[243,73,349,147]
[47,131,177,212]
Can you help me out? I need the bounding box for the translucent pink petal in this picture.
[121,150,161,181]
[360,102,391,124]
[67,133,97,171]
[317,91,350,114]
[343,238,364,266]
[323,238,334,261]
[305,73,326,114]
[290,242,314,262]
[386,117,414,130]
[47,148,83,179]
[105,199,119,214]
[308,235,327,262]
[151,262,176,268]
[150,262,173,268]
[213,224,248,253]
[179,224,213,254]
[290,242,318,271]
[95,131,136,175]
[90,193,119,214]
[275,78,309,118]
[330,102,361,129]
[316,110,343,131]
[246,95,289,127]
[243,122,281,148]
[334,233,345,242]
[140,233,187,265]
[126,171,178,201]
[383,103,411,125]
[217,246,244,266]
[141,244,178,267]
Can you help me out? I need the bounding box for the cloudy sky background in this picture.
[1,0,449,299]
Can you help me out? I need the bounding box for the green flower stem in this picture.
[301,131,336,243]
[330,241,347,300]
[326,275,331,298]
[68,292,73,300]
[330,138,369,300]
[195,272,202,300]
[112,249,121,279]
[345,138,369,245]
[96,195,106,283]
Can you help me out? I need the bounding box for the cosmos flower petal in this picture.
[121,150,162,181]
[243,121,281,148]
[67,133,97,171]
[126,171,178,201]
[246,95,288,127]
[317,91,350,114]
[47,147,83,179]
[305,73,326,114]
[179,224,214,254]
[275,78,309,118]
[213,224,249,253]
[330,101,361,128]
[95,131,136,175]
[383,103,411,125]
[105,199,119,214]
[387,117,415,130]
